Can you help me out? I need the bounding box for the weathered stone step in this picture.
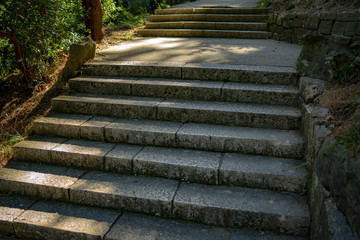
[51,93,301,129]
[150,14,269,22]
[155,8,269,15]
[139,29,271,39]
[69,76,299,106]
[82,61,298,85]
[13,136,306,192]
[144,21,268,31]
[0,162,309,236]
[33,114,304,158]
[0,194,305,240]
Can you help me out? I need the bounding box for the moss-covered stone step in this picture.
[13,136,306,192]
[0,194,305,240]
[144,21,268,31]
[82,62,298,85]
[69,76,299,106]
[139,29,271,39]
[33,114,304,158]
[0,162,309,236]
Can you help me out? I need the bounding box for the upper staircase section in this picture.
[139,7,271,38]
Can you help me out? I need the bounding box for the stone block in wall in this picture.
[277,13,286,25]
[293,17,304,28]
[316,138,360,236]
[280,29,292,42]
[283,19,293,28]
[299,77,326,103]
[305,14,320,30]
[345,22,359,37]
[336,12,360,22]
[318,20,333,35]
[320,12,337,21]
[292,28,309,44]
[332,21,345,35]
[319,198,359,240]
[357,23,360,35]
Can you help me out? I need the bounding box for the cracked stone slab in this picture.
[173,182,309,236]
[176,123,304,158]
[220,153,306,192]
[0,195,36,235]
[13,136,68,164]
[80,116,117,141]
[69,76,135,95]
[14,200,120,240]
[0,161,85,201]
[34,113,92,138]
[52,93,163,120]
[104,144,143,173]
[105,119,183,147]
[105,212,230,240]
[133,146,221,184]
[157,98,301,129]
[69,171,178,217]
[51,139,116,170]
[222,82,299,106]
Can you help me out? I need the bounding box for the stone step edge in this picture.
[144,22,268,30]
[82,61,298,85]
[32,114,304,159]
[0,161,309,236]
[13,136,306,193]
[51,93,301,130]
[155,8,270,15]
[0,194,304,240]
[139,29,271,37]
[69,76,300,106]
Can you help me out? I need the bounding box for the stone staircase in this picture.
[139,7,271,38]
[0,61,309,239]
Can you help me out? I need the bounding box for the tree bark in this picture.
[0,31,32,84]
[81,0,103,42]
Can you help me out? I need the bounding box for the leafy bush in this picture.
[0,0,87,82]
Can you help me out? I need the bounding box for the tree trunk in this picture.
[81,0,103,42]
[0,31,32,84]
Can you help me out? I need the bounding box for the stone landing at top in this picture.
[171,0,260,8]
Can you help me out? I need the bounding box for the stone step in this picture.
[0,162,309,236]
[50,93,301,129]
[69,76,299,106]
[33,114,304,158]
[144,21,268,31]
[150,14,269,22]
[139,29,271,39]
[0,194,305,240]
[82,61,298,85]
[13,136,306,192]
[154,8,269,15]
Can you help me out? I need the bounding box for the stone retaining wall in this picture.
[269,10,360,44]
[299,77,360,239]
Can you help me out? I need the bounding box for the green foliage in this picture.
[0,0,87,81]
[0,132,23,156]
[284,0,295,10]
[256,0,272,8]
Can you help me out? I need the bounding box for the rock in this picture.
[318,20,333,35]
[345,22,359,37]
[292,28,309,45]
[332,22,345,35]
[315,138,360,236]
[59,37,96,82]
[318,198,360,240]
[336,12,360,22]
[299,77,325,103]
[293,17,304,28]
[297,33,359,81]
[305,14,320,30]
[280,29,292,42]
[320,12,337,21]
